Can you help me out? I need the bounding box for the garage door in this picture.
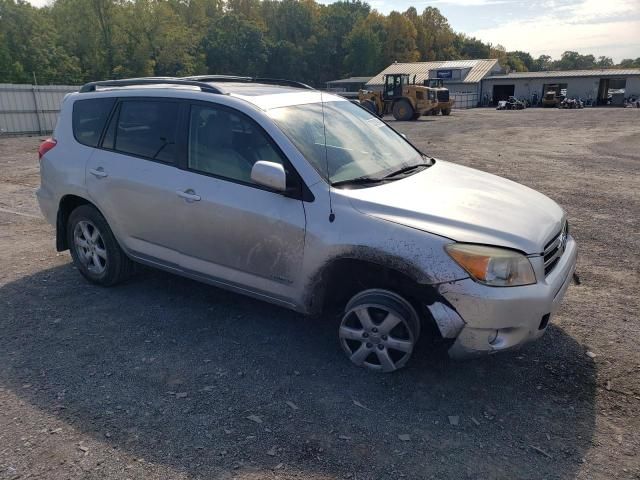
[493,85,515,103]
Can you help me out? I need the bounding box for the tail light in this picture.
[38,138,57,160]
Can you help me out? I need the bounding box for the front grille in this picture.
[543,221,568,276]
[437,90,449,102]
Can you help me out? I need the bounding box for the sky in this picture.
[25,0,640,62]
[319,0,640,62]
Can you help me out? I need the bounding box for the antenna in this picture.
[319,91,335,223]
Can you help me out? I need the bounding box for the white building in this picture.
[367,60,640,107]
[482,69,640,105]
[366,59,502,108]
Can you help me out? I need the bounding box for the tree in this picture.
[404,6,455,61]
[0,0,82,83]
[204,12,268,76]
[596,56,613,68]
[533,54,552,71]
[554,51,596,70]
[344,11,386,75]
[384,11,419,64]
[619,58,640,68]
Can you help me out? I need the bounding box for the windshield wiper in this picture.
[383,162,431,179]
[331,176,384,188]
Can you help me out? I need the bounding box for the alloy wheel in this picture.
[339,297,417,373]
[73,220,108,275]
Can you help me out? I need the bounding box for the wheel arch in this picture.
[56,194,99,251]
[304,252,440,318]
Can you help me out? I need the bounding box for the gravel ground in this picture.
[0,107,638,480]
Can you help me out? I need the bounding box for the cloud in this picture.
[469,0,640,61]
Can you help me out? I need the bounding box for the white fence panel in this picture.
[0,84,78,135]
[451,92,478,109]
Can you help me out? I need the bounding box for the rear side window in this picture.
[106,100,179,164]
[72,98,115,147]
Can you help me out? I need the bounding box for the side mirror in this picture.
[251,161,287,192]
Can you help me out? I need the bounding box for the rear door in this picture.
[175,102,307,302]
[85,97,186,266]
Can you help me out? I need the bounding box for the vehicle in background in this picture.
[424,79,454,116]
[496,97,525,110]
[543,91,565,108]
[37,76,577,373]
[358,73,438,120]
[559,98,584,109]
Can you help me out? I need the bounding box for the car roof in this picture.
[78,78,347,111]
[214,82,345,110]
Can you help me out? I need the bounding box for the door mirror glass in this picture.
[251,161,286,192]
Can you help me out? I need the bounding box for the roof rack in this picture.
[79,77,224,94]
[183,75,315,90]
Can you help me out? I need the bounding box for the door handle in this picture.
[176,189,201,202]
[89,167,108,178]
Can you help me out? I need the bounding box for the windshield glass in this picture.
[267,100,424,185]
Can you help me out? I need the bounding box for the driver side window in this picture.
[188,104,284,184]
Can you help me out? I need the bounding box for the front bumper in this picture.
[433,236,577,359]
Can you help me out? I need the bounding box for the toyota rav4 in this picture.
[36,76,577,372]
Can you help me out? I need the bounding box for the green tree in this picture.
[533,54,552,71]
[344,11,386,75]
[554,51,596,70]
[384,11,419,64]
[0,0,82,83]
[596,56,613,68]
[204,13,268,76]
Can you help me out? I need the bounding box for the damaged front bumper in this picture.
[427,236,578,359]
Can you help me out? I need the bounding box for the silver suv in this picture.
[37,76,577,372]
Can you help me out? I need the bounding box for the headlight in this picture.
[445,244,536,287]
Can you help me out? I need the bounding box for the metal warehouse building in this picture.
[367,59,502,108]
[483,69,640,105]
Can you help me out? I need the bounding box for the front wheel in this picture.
[338,289,421,373]
[67,205,134,286]
[441,108,451,116]
[392,100,414,121]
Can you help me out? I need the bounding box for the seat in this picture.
[192,112,252,183]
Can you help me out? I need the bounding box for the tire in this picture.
[392,100,414,121]
[441,108,451,116]
[361,100,378,116]
[338,289,421,373]
[67,204,134,286]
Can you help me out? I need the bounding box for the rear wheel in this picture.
[67,205,134,286]
[441,108,451,116]
[338,289,420,373]
[392,100,414,121]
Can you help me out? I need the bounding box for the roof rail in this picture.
[79,77,224,94]
[183,75,315,90]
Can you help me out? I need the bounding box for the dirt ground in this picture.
[0,107,638,480]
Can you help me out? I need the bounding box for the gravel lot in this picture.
[1,107,638,480]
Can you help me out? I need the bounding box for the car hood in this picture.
[341,160,564,254]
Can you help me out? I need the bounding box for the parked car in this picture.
[37,76,577,372]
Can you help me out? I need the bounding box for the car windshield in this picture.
[267,100,425,185]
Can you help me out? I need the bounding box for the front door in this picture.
[86,98,185,266]
[176,102,306,302]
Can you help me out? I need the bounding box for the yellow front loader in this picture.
[358,74,438,121]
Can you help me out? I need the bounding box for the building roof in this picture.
[326,76,372,85]
[485,69,640,80]
[367,59,500,86]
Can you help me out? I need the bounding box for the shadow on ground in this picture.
[0,263,596,479]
